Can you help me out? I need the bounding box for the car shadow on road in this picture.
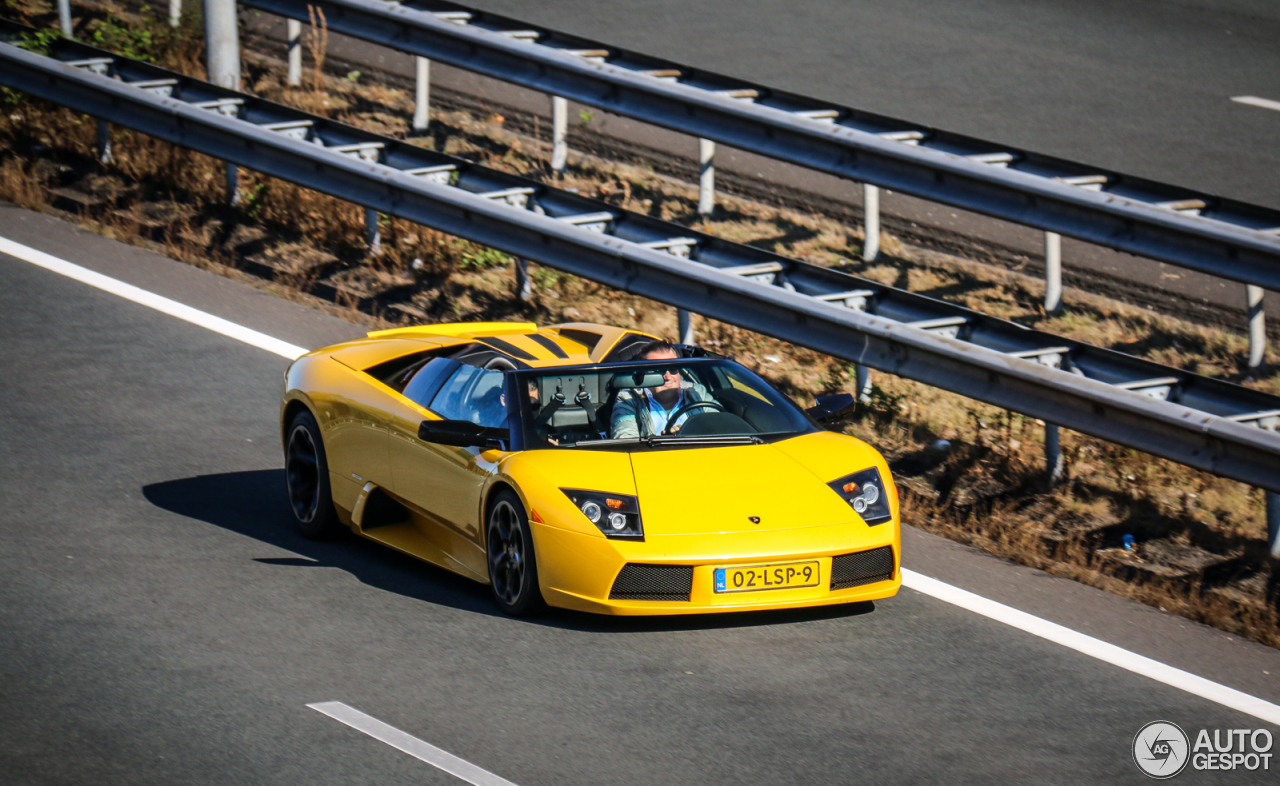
[143,469,877,633]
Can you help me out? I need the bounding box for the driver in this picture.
[610,341,713,438]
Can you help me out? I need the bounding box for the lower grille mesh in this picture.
[610,564,694,601]
[830,546,895,590]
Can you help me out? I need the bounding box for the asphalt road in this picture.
[3,203,1280,783]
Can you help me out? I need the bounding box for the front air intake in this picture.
[609,564,694,601]
[830,546,895,590]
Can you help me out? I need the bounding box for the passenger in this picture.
[610,341,713,438]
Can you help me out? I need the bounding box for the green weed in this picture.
[460,246,510,271]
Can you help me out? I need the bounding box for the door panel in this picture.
[311,371,394,501]
[387,398,494,579]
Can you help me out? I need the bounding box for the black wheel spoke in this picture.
[286,424,320,522]
[487,499,534,611]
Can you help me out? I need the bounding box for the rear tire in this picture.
[486,489,544,616]
[285,410,342,539]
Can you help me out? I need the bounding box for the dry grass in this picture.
[2,2,1279,646]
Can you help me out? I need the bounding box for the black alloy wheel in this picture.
[486,490,543,616]
[285,410,341,539]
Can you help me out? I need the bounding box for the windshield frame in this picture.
[509,357,818,452]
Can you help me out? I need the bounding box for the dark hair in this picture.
[636,340,679,359]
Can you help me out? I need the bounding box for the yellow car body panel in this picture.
[282,322,901,615]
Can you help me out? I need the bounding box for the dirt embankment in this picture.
[3,0,1279,646]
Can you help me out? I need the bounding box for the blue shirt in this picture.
[642,388,687,434]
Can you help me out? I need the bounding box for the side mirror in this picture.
[418,419,507,450]
[806,392,856,423]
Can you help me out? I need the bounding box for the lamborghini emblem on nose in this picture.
[748,516,761,524]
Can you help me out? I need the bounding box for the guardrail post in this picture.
[862,184,879,262]
[1268,491,1280,559]
[698,138,715,217]
[1248,284,1266,370]
[1045,231,1063,315]
[365,208,380,254]
[677,309,694,344]
[57,0,72,36]
[514,257,532,301]
[413,57,430,131]
[1045,422,1064,483]
[286,19,302,86]
[95,119,111,164]
[169,0,181,27]
[550,96,568,173]
[224,164,240,207]
[855,364,872,405]
[204,0,241,205]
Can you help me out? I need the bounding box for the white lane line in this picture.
[0,236,308,360]
[8,232,1280,727]
[308,702,519,786]
[903,569,1280,726]
[1231,95,1280,113]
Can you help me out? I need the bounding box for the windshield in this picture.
[514,359,814,450]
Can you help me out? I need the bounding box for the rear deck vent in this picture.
[830,546,895,590]
[609,564,694,601]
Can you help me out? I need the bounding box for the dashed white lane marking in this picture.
[903,570,1280,726]
[8,232,1280,728]
[308,702,519,786]
[1231,95,1280,112]
[0,236,308,360]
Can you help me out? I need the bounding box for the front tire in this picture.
[486,489,544,616]
[285,409,342,539]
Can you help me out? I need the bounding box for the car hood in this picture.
[628,441,855,536]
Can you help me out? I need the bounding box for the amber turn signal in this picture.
[605,498,625,509]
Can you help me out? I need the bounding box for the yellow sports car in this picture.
[280,321,900,616]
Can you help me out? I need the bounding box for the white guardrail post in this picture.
[854,364,871,405]
[861,183,879,262]
[286,18,301,86]
[365,207,380,254]
[550,96,567,173]
[413,56,430,131]
[1045,422,1063,483]
[204,0,241,205]
[1247,284,1266,371]
[514,256,532,301]
[677,309,694,344]
[698,138,715,217]
[169,0,182,27]
[95,118,110,163]
[57,0,72,36]
[1268,492,1280,558]
[1045,231,1063,315]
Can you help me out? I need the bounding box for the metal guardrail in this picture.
[240,0,1280,294]
[1,29,1279,501]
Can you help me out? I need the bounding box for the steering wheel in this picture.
[661,401,724,435]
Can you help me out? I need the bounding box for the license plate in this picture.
[714,561,820,593]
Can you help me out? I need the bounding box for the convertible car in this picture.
[280,321,900,615]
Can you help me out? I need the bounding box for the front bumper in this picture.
[532,520,900,616]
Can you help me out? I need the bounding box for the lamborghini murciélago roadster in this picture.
[280,321,900,615]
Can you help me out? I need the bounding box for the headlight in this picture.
[827,467,892,525]
[561,489,644,540]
